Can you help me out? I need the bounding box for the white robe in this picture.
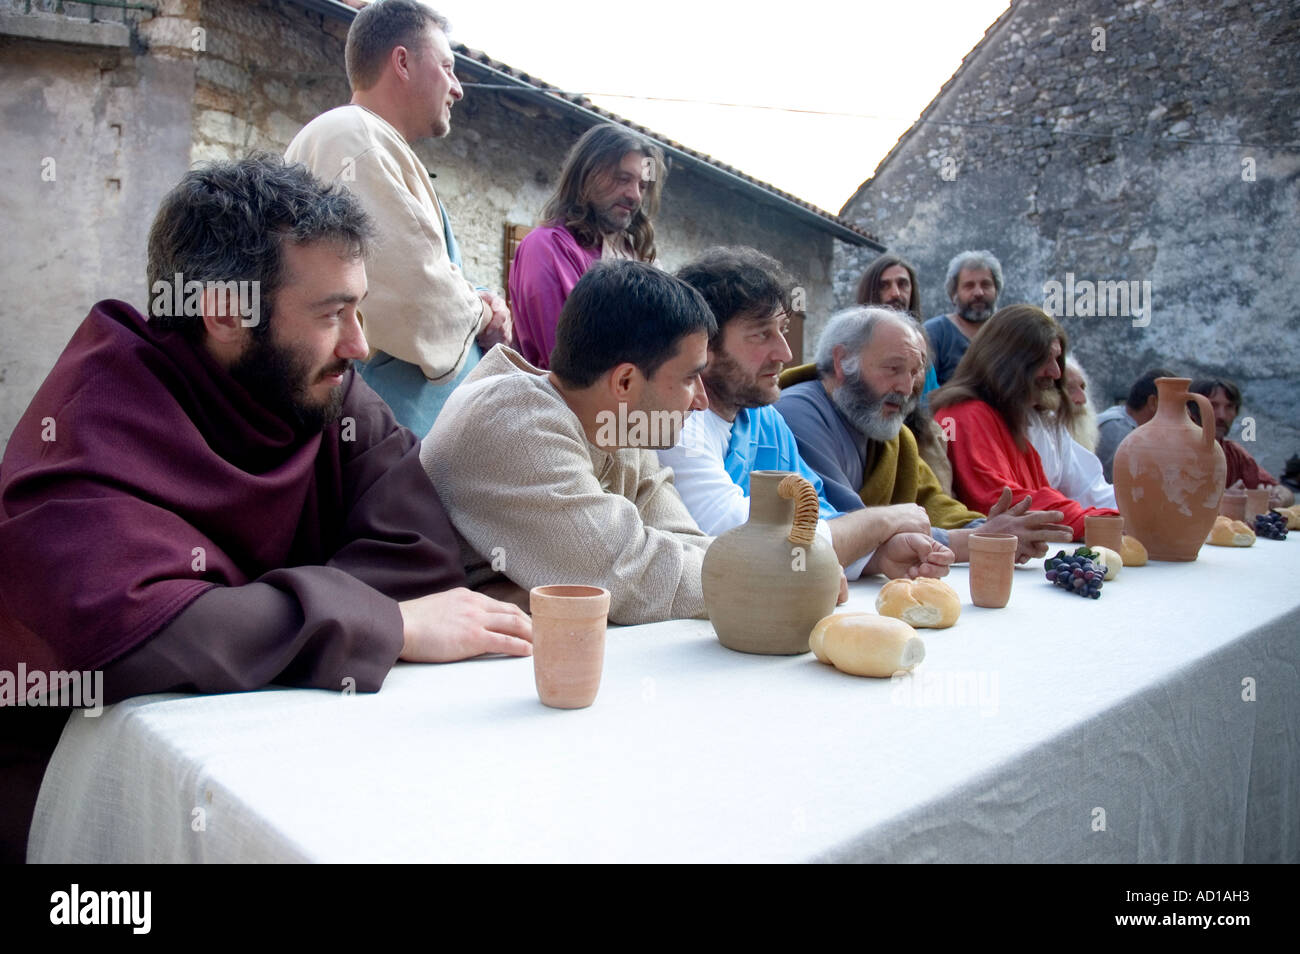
[1028,413,1117,510]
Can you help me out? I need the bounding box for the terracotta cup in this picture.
[967,533,1017,609]
[1243,488,1270,524]
[1219,488,1247,521]
[529,585,610,709]
[1084,515,1125,553]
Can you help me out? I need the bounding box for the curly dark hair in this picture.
[146,153,372,337]
[675,246,795,347]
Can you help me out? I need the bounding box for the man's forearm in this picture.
[828,508,900,566]
[99,567,404,704]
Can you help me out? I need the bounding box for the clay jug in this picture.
[703,471,841,654]
[1112,378,1226,561]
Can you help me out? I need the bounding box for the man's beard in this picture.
[832,371,916,442]
[1035,383,1062,413]
[595,203,636,236]
[229,332,348,437]
[704,347,780,411]
[957,298,995,322]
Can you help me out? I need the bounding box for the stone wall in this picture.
[0,0,196,455]
[835,0,1300,476]
[0,0,844,452]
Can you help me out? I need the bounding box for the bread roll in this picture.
[809,612,869,664]
[810,613,925,678]
[1090,545,1121,581]
[874,578,961,628]
[1277,504,1300,530]
[1206,514,1255,547]
[1119,535,1148,566]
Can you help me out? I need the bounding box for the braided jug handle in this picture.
[778,474,819,547]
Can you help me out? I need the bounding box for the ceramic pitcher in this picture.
[702,471,841,654]
[1112,378,1226,561]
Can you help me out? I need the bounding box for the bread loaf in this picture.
[1276,504,1300,530]
[1206,514,1255,547]
[810,613,925,678]
[1119,535,1148,566]
[874,578,961,628]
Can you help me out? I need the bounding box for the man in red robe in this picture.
[0,156,531,862]
[930,305,1119,540]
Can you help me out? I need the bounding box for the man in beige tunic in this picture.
[422,261,716,624]
[286,0,509,435]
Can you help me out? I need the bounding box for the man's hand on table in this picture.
[964,487,1074,563]
[865,532,955,580]
[475,291,513,350]
[399,587,533,662]
[829,502,931,567]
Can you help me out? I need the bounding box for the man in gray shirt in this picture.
[922,249,1003,386]
[1095,367,1172,482]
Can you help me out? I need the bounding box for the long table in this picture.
[29,544,1300,863]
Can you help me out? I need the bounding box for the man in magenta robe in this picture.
[510,123,666,368]
[0,156,531,862]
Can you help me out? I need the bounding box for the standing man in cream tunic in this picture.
[286,0,510,434]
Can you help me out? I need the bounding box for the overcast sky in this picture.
[441,0,1012,213]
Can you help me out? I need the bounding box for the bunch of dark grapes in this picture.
[1254,511,1289,541]
[1044,550,1104,599]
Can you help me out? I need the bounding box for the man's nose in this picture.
[449,71,464,100]
[773,332,793,365]
[691,377,709,411]
[340,311,369,361]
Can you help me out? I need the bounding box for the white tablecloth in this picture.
[30,544,1300,862]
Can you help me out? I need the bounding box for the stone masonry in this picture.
[835,0,1299,476]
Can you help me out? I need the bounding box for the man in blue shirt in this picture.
[659,247,954,581]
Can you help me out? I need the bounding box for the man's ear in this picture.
[831,345,847,384]
[390,43,414,83]
[201,285,247,349]
[607,362,640,402]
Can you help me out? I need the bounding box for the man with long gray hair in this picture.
[923,249,1004,386]
[510,123,666,369]
[778,306,1072,564]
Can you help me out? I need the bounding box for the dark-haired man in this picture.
[1189,378,1294,508]
[661,248,955,581]
[0,156,531,863]
[286,0,510,435]
[510,123,665,369]
[423,260,715,623]
[1094,368,1173,482]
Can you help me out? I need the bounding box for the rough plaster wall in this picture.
[0,9,195,455]
[835,0,1300,475]
[187,0,840,360]
[1,0,845,455]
